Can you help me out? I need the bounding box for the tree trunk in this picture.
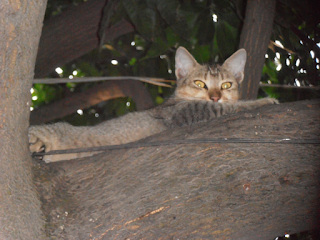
[30,80,154,125]
[0,1,47,239]
[35,0,135,78]
[239,0,276,100]
[34,99,320,239]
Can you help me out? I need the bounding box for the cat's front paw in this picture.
[29,134,45,157]
[28,126,54,163]
[263,97,279,105]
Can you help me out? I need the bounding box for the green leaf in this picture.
[122,0,157,40]
[156,0,191,40]
[196,9,214,45]
[191,45,211,63]
[263,60,278,83]
[129,57,137,66]
[76,62,101,76]
[214,20,238,59]
[165,27,180,46]
[155,96,164,104]
[144,37,169,59]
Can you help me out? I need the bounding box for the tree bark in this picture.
[34,0,135,78]
[34,99,320,239]
[30,80,154,125]
[239,0,276,100]
[0,1,47,239]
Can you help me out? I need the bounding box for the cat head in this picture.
[174,47,246,103]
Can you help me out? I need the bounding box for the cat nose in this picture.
[211,97,220,102]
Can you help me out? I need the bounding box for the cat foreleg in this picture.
[167,97,279,127]
[29,122,84,163]
[231,97,279,111]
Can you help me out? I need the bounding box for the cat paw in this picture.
[28,123,79,163]
[28,126,53,163]
[262,97,279,105]
[267,97,279,104]
[29,135,46,157]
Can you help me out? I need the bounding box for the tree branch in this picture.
[239,0,276,100]
[35,0,135,78]
[30,80,154,125]
[34,99,320,239]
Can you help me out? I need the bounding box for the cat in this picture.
[29,47,278,163]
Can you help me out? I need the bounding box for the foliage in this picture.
[32,0,320,125]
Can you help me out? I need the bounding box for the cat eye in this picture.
[221,82,232,89]
[194,80,207,89]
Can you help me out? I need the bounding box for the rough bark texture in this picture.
[30,80,154,125]
[239,0,276,100]
[0,1,47,239]
[34,99,320,239]
[35,0,134,78]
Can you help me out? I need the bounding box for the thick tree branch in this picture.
[34,99,320,239]
[239,0,276,100]
[30,80,154,125]
[35,0,135,78]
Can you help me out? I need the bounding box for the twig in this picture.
[269,40,296,54]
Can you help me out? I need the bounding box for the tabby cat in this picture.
[29,47,278,163]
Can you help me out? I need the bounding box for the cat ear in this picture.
[222,49,247,83]
[175,47,198,80]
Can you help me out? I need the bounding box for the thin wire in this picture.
[31,138,320,157]
[33,76,175,88]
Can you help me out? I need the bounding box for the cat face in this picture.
[174,47,247,103]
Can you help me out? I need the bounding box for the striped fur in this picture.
[153,97,278,128]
